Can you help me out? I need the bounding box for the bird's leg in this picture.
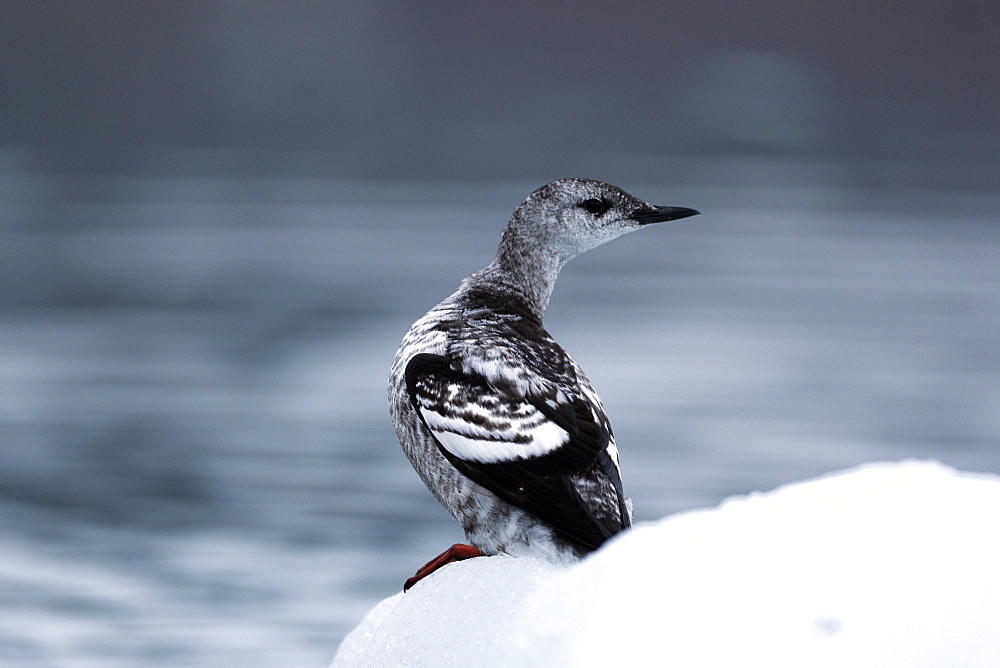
[403,543,484,591]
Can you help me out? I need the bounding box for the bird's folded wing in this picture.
[405,352,627,549]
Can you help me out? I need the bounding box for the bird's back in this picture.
[390,285,630,559]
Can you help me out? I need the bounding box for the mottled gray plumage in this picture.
[389,178,698,564]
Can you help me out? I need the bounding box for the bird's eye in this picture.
[581,198,607,215]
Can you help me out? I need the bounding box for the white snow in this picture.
[333,461,1000,667]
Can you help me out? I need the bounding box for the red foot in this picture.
[404,543,484,591]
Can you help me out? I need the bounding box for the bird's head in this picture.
[503,178,699,267]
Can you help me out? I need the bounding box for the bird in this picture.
[388,178,699,590]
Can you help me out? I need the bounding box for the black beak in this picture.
[632,205,700,225]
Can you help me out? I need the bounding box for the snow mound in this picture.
[334,461,1000,667]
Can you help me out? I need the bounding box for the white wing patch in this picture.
[419,403,569,464]
[606,435,622,475]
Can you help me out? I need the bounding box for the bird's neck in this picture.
[462,229,562,322]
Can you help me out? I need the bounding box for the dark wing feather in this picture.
[405,352,628,551]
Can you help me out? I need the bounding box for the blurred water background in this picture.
[2,2,998,665]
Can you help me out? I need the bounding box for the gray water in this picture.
[2,155,998,665]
